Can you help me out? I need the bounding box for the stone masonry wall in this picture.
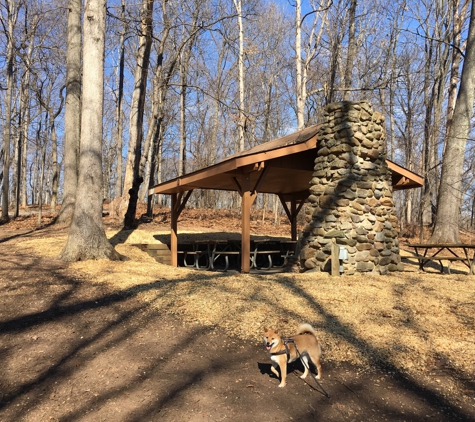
[299,101,403,275]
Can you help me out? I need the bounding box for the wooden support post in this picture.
[241,190,252,273]
[238,171,257,273]
[169,190,193,267]
[331,239,340,276]
[291,199,297,241]
[171,193,178,267]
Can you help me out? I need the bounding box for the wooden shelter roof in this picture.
[149,123,423,199]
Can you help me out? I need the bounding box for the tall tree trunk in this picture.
[37,88,65,214]
[50,115,59,212]
[421,32,435,229]
[141,2,170,216]
[326,31,341,105]
[430,0,475,243]
[56,0,82,226]
[233,0,245,151]
[19,18,35,210]
[13,78,24,218]
[143,0,198,214]
[14,11,35,217]
[115,0,126,197]
[178,24,198,177]
[155,137,164,207]
[295,0,305,129]
[37,134,46,226]
[342,0,357,101]
[21,101,28,207]
[121,0,154,228]
[446,0,470,141]
[13,92,22,218]
[422,11,451,229]
[1,0,18,222]
[146,117,162,216]
[209,41,226,167]
[179,51,188,177]
[60,0,119,262]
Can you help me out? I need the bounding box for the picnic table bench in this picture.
[251,239,284,270]
[407,243,475,274]
[177,241,215,270]
[210,240,241,271]
[176,239,297,272]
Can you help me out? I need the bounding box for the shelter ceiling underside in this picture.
[154,150,315,200]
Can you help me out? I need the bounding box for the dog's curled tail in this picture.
[297,323,316,336]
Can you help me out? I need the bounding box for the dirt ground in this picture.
[1,210,474,422]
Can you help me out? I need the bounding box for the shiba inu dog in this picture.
[263,324,322,388]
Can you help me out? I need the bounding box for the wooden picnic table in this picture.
[177,241,211,270]
[176,239,296,272]
[407,243,475,274]
[251,239,282,270]
[209,240,241,271]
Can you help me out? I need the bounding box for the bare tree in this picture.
[120,0,154,228]
[178,6,201,176]
[114,0,127,198]
[1,0,18,223]
[446,0,470,140]
[430,0,475,243]
[143,0,209,214]
[295,0,304,129]
[342,0,357,100]
[233,0,245,151]
[420,1,451,229]
[56,0,82,226]
[14,11,37,217]
[60,0,119,262]
[295,0,331,127]
[36,82,65,215]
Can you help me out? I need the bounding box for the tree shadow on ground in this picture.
[0,247,474,421]
[271,275,474,420]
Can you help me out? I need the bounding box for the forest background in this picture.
[1,0,475,248]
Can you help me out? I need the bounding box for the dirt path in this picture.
[0,228,474,421]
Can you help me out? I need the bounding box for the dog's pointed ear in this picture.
[263,327,267,332]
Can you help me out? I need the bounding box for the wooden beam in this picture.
[279,194,292,220]
[232,177,243,195]
[170,190,193,267]
[386,159,423,188]
[251,162,269,194]
[177,190,193,216]
[278,194,306,241]
[233,138,317,169]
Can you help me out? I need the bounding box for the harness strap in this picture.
[270,338,295,362]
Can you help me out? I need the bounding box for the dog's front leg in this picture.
[270,362,280,378]
[278,360,287,387]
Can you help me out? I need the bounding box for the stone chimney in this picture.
[299,101,403,275]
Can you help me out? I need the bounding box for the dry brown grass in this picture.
[16,216,474,384]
